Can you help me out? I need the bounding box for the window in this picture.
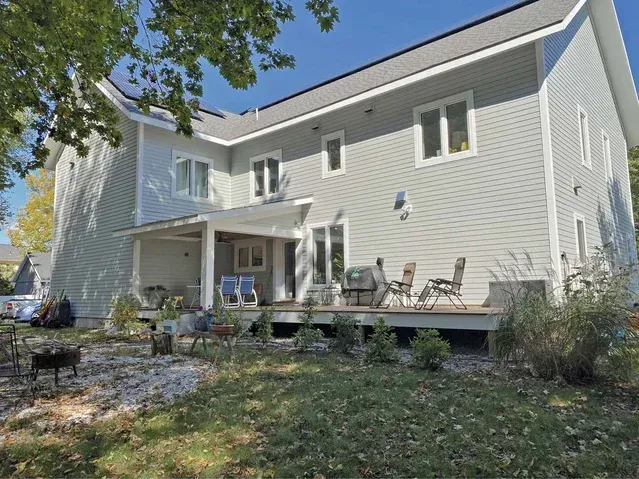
[413,90,476,168]
[250,149,282,201]
[321,130,346,178]
[234,238,267,273]
[602,131,612,181]
[574,214,588,264]
[310,222,347,286]
[171,150,213,202]
[578,107,591,169]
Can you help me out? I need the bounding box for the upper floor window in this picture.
[321,130,346,178]
[413,90,476,168]
[578,106,591,169]
[250,149,282,201]
[602,131,612,181]
[171,150,213,202]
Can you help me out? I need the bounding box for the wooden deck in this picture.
[139,304,498,331]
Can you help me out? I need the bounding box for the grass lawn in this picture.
[1,338,639,477]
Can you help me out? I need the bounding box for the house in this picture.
[11,252,51,299]
[44,0,639,327]
[0,244,21,269]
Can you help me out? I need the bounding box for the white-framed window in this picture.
[602,130,612,181]
[321,130,346,178]
[578,106,591,169]
[234,238,267,273]
[307,221,348,287]
[250,149,282,201]
[171,150,214,202]
[413,90,477,168]
[574,213,588,265]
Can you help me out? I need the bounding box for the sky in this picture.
[1,0,638,244]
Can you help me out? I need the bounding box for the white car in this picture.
[0,298,22,319]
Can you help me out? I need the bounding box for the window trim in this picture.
[577,106,591,170]
[306,219,349,289]
[233,238,267,273]
[171,150,214,203]
[249,149,283,202]
[574,212,588,265]
[321,130,346,179]
[413,90,477,169]
[601,130,612,181]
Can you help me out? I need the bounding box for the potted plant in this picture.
[144,285,170,309]
[154,298,180,332]
[210,306,234,336]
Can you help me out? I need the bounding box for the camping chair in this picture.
[371,262,416,308]
[0,325,35,409]
[216,276,240,309]
[238,276,258,307]
[415,257,467,310]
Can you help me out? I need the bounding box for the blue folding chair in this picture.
[238,276,258,307]
[216,275,240,308]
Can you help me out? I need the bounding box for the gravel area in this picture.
[0,342,214,427]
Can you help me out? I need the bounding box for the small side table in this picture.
[188,331,234,365]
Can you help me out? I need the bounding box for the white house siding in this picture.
[140,125,232,224]
[139,240,234,306]
[544,6,636,270]
[51,111,137,318]
[230,44,551,305]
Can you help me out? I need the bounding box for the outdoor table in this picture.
[188,331,234,364]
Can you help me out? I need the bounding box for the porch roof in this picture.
[112,196,312,239]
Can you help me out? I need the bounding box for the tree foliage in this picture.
[0,0,339,175]
[7,169,55,253]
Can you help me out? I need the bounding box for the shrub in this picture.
[365,317,399,363]
[225,310,247,338]
[154,298,179,325]
[491,248,639,383]
[254,307,274,347]
[293,297,324,351]
[329,313,361,354]
[110,294,141,332]
[411,329,451,371]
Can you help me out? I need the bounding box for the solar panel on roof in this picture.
[107,72,226,119]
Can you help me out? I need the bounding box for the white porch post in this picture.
[201,222,216,307]
[132,239,141,301]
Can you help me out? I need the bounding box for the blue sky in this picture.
[1,0,638,243]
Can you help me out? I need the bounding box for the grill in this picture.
[30,344,81,386]
[342,258,387,305]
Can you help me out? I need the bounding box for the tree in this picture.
[628,146,639,249]
[7,170,55,254]
[0,0,339,176]
[0,112,33,225]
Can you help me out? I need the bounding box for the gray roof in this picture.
[102,0,579,142]
[27,253,51,281]
[0,244,20,263]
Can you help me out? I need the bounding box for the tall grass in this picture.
[491,249,638,383]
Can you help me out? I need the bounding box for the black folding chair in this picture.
[371,262,416,308]
[415,258,467,310]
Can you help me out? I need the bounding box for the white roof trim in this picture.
[113,196,313,237]
[589,0,639,147]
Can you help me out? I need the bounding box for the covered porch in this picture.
[113,197,312,309]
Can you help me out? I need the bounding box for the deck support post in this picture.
[201,222,216,308]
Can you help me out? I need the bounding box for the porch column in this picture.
[200,222,215,307]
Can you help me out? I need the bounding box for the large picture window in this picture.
[413,90,476,168]
[310,222,346,286]
[250,149,282,201]
[171,150,213,202]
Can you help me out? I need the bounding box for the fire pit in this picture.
[30,345,81,386]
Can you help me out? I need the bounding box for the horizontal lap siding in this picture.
[544,6,636,269]
[141,125,232,223]
[230,44,551,305]
[51,112,137,318]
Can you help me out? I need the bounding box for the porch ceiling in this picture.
[112,195,312,240]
